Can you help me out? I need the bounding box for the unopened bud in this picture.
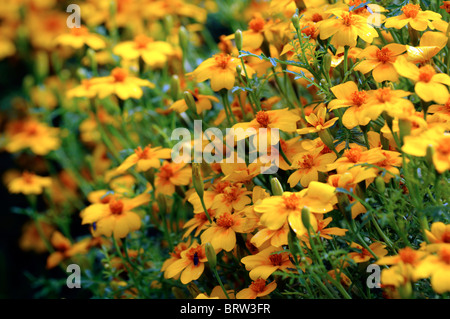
[425,144,435,168]
[205,242,217,268]
[235,29,243,51]
[192,163,204,199]
[178,26,189,53]
[291,14,300,30]
[170,75,181,100]
[318,129,335,151]
[301,206,311,232]
[270,177,284,196]
[398,118,412,143]
[183,91,197,114]
[375,176,386,193]
[322,53,332,75]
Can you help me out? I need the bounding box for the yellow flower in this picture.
[366,87,414,119]
[189,53,254,91]
[354,44,406,83]
[241,245,294,280]
[377,247,427,284]
[288,150,336,188]
[80,193,150,239]
[319,10,378,48]
[182,209,215,239]
[170,88,219,114]
[425,222,450,246]
[348,242,387,263]
[46,231,90,269]
[210,183,252,215]
[91,67,155,100]
[8,171,52,195]
[154,161,191,196]
[328,81,379,129]
[55,26,106,50]
[384,4,442,31]
[296,104,339,135]
[236,278,277,299]
[250,223,290,248]
[113,34,174,69]
[4,118,60,155]
[414,246,450,294]
[254,182,336,237]
[406,31,448,65]
[161,240,192,279]
[116,145,172,173]
[326,145,386,174]
[394,55,450,104]
[200,211,253,252]
[402,126,450,173]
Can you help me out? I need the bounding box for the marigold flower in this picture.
[113,34,175,69]
[8,171,52,195]
[210,183,252,215]
[413,246,450,294]
[425,222,450,246]
[154,161,191,196]
[348,242,387,263]
[319,10,378,48]
[55,25,106,50]
[164,242,209,284]
[406,31,447,65]
[250,222,290,248]
[80,193,150,239]
[394,55,450,104]
[170,88,219,114]
[296,104,339,135]
[354,44,406,83]
[384,4,442,31]
[235,278,277,299]
[46,231,90,269]
[288,150,336,188]
[116,145,172,173]
[161,239,192,279]
[326,145,386,174]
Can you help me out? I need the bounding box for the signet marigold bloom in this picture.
[235,278,277,299]
[46,231,90,269]
[300,215,348,246]
[80,193,150,239]
[384,3,442,31]
[348,242,388,263]
[161,239,192,279]
[182,209,215,239]
[354,44,406,83]
[210,183,252,215]
[250,222,290,248]
[241,245,295,280]
[55,25,106,50]
[326,145,386,174]
[8,171,52,195]
[394,56,450,104]
[296,104,339,135]
[406,31,448,65]
[116,144,172,173]
[170,88,219,114]
[200,211,254,252]
[164,241,210,284]
[425,222,450,246]
[414,246,450,294]
[154,161,191,196]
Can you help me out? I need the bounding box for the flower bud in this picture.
[301,206,311,232]
[270,177,284,196]
[192,163,204,199]
[205,242,217,268]
[178,26,189,54]
[183,91,197,114]
[425,144,435,169]
[35,51,49,82]
[318,129,335,151]
[375,176,386,193]
[157,193,167,215]
[291,14,300,30]
[235,29,243,51]
[398,118,412,143]
[322,53,332,76]
[170,75,181,100]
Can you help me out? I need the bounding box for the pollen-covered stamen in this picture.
[399,247,417,264]
[256,111,270,128]
[342,12,357,26]
[109,199,124,215]
[249,17,265,32]
[344,146,363,163]
[376,48,392,63]
[186,246,205,266]
[269,253,283,266]
[214,54,232,69]
[301,24,317,39]
[297,154,315,169]
[223,187,241,203]
[418,65,436,83]
[311,13,323,23]
[283,193,300,210]
[22,171,35,184]
[134,34,153,49]
[350,90,369,107]
[402,4,421,18]
[134,146,151,159]
[111,68,128,82]
[249,278,267,293]
[375,88,392,103]
[216,212,235,228]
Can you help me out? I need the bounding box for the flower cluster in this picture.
[1,0,449,300]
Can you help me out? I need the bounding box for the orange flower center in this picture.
[376,48,392,63]
[311,13,323,23]
[249,278,267,293]
[297,154,315,169]
[134,146,150,159]
[111,68,128,82]
[195,211,210,223]
[350,90,369,107]
[301,25,317,39]
[269,253,283,266]
[375,87,392,103]
[71,26,88,36]
[399,247,417,264]
[186,246,205,265]
[342,12,356,26]
[22,171,35,184]
[223,187,241,203]
[214,54,232,69]
[109,199,124,215]
[134,34,153,49]
[256,111,270,128]
[344,147,363,163]
[216,212,235,228]
[402,4,421,18]
[418,65,435,83]
[158,164,174,180]
[439,247,450,264]
[249,17,265,32]
[283,193,300,210]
